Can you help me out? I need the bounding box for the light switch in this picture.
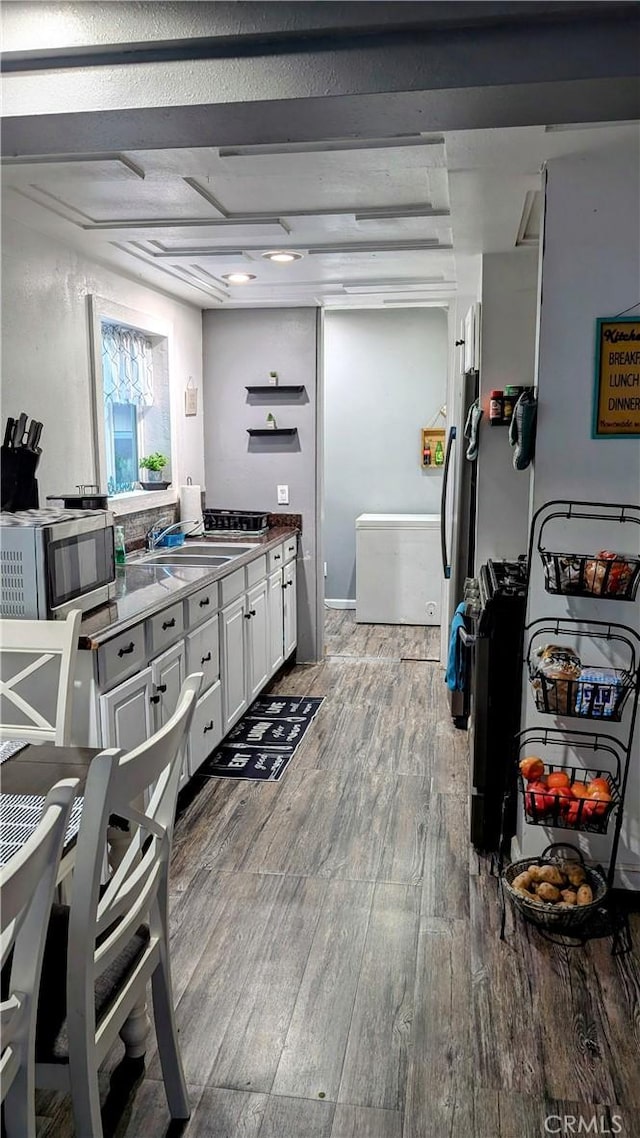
[277,485,289,505]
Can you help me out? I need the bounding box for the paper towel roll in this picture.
[179,484,203,535]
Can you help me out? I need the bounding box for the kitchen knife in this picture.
[31,422,43,450]
[25,419,40,451]
[13,413,27,448]
[3,418,15,449]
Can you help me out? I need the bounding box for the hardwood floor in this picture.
[37,616,640,1138]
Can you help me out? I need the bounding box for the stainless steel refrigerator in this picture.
[440,367,479,726]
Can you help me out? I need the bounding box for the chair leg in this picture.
[4,1061,36,1138]
[69,1053,103,1138]
[151,951,190,1121]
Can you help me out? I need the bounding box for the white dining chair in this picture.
[35,672,202,1138]
[0,610,82,746]
[1,778,78,1138]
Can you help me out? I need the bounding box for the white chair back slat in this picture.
[68,673,201,983]
[0,779,77,1138]
[95,839,164,939]
[0,611,81,746]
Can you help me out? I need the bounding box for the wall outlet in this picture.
[426,601,438,619]
[277,484,289,505]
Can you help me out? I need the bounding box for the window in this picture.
[99,319,171,497]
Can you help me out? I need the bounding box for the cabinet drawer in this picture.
[220,566,245,606]
[267,544,284,573]
[246,553,267,587]
[146,601,184,656]
[186,614,219,691]
[187,581,219,627]
[97,625,146,688]
[283,536,298,563]
[189,680,223,775]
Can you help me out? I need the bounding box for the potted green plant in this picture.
[139,452,170,490]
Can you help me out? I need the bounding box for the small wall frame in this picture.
[421,427,446,469]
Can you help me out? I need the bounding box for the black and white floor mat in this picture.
[198,694,325,782]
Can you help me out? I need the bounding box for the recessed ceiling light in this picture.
[222,272,256,284]
[261,251,304,263]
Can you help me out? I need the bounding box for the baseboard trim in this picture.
[325,599,356,609]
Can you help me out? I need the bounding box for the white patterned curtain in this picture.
[101,323,154,406]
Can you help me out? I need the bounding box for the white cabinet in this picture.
[283,561,297,659]
[186,614,219,693]
[151,641,185,726]
[99,667,154,753]
[247,579,269,702]
[268,568,284,676]
[90,541,297,788]
[151,641,188,787]
[221,595,248,731]
[189,680,223,776]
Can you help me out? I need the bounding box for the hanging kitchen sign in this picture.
[592,315,640,438]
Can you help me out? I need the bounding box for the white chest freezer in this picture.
[355,513,441,626]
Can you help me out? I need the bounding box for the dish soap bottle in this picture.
[115,525,126,565]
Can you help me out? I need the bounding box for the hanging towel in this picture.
[509,389,537,470]
[446,602,468,691]
[463,398,483,460]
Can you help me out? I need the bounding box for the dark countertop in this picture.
[80,526,298,649]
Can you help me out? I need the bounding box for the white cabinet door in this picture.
[151,641,185,726]
[99,666,154,752]
[283,564,297,659]
[268,568,284,676]
[247,579,269,702]
[186,614,219,693]
[151,640,188,788]
[189,680,223,776]
[221,595,247,731]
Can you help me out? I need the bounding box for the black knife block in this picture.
[1,451,40,510]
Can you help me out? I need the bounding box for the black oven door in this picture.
[46,524,115,610]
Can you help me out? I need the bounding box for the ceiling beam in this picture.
[3,11,639,158]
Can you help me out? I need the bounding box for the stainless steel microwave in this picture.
[0,508,116,619]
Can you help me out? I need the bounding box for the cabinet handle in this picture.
[203,720,215,733]
[117,641,135,657]
[244,612,252,620]
[201,651,212,663]
[250,609,256,616]
[162,618,176,630]
[199,596,210,607]
[274,554,281,560]
[156,683,167,693]
[150,694,161,705]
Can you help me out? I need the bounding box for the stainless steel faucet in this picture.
[145,519,200,552]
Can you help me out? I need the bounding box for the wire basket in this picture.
[520,765,619,834]
[529,668,633,721]
[502,844,608,932]
[540,550,640,601]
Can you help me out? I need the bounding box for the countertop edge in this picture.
[79,526,299,650]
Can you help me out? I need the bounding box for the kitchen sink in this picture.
[186,542,260,555]
[136,540,261,568]
[141,552,234,567]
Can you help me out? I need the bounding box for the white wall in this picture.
[323,308,448,603]
[516,138,640,888]
[475,248,538,567]
[202,308,319,662]
[1,218,204,502]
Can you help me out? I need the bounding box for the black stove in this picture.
[480,557,528,602]
[470,557,528,852]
